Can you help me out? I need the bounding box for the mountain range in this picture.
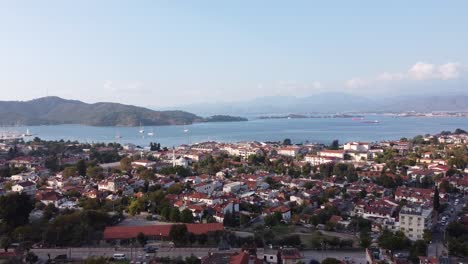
[0,97,246,126]
[161,93,468,115]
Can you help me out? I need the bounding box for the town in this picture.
[0,129,466,264]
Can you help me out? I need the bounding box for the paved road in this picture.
[32,247,238,261]
[428,194,466,257]
[32,247,366,263]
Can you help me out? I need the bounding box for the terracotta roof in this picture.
[229,252,250,264]
[103,223,223,240]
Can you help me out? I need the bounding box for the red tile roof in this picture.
[229,252,250,264]
[103,223,223,240]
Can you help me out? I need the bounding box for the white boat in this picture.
[22,129,33,137]
[139,122,145,133]
[147,129,154,136]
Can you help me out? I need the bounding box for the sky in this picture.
[0,1,467,107]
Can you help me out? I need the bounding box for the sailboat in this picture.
[139,122,145,134]
[183,125,189,133]
[22,129,33,137]
[147,129,154,136]
[115,132,122,139]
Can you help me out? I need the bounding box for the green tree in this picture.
[169,207,181,222]
[76,159,87,176]
[0,236,11,252]
[180,209,194,223]
[136,232,147,246]
[25,252,38,264]
[169,224,188,245]
[359,231,371,248]
[283,138,292,145]
[120,157,132,172]
[128,198,145,216]
[330,140,339,150]
[433,186,440,212]
[422,234,431,249]
[62,166,77,178]
[322,258,341,264]
[0,193,34,228]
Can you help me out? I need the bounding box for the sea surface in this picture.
[4,115,467,147]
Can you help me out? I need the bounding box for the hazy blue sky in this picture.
[0,1,467,107]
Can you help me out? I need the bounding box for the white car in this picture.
[113,253,127,260]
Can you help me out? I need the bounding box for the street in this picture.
[428,193,467,257]
[32,247,366,263]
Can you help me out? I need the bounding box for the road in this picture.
[32,247,366,263]
[428,193,466,257]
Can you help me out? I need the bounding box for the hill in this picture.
[166,93,468,115]
[0,97,245,126]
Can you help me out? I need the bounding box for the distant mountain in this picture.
[0,97,246,126]
[163,93,468,115]
[377,95,468,112]
[161,93,373,115]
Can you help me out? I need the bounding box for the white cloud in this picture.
[345,78,368,88]
[408,62,436,80]
[438,62,461,80]
[311,81,323,89]
[346,61,463,88]
[103,80,113,90]
[377,72,405,81]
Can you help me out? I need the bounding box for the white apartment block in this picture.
[399,205,434,241]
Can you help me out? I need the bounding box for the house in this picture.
[277,146,300,157]
[131,160,156,169]
[265,206,291,222]
[344,142,370,152]
[98,178,127,192]
[223,182,244,193]
[395,187,433,204]
[12,181,37,195]
[36,191,66,207]
[318,150,345,159]
[193,181,215,194]
[304,155,337,165]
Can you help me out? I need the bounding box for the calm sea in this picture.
[5,115,467,147]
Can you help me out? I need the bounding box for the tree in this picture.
[169,224,188,245]
[322,258,341,264]
[86,166,103,179]
[45,156,59,172]
[359,231,371,248]
[433,186,440,212]
[180,209,194,223]
[62,166,77,178]
[161,207,171,221]
[84,257,107,264]
[169,207,181,222]
[76,159,87,176]
[185,254,201,264]
[423,229,432,244]
[136,232,147,246]
[120,157,132,172]
[283,138,292,146]
[167,183,183,194]
[25,252,38,264]
[0,236,11,252]
[378,230,410,251]
[128,198,145,216]
[330,140,339,150]
[0,193,34,228]
[264,212,282,226]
